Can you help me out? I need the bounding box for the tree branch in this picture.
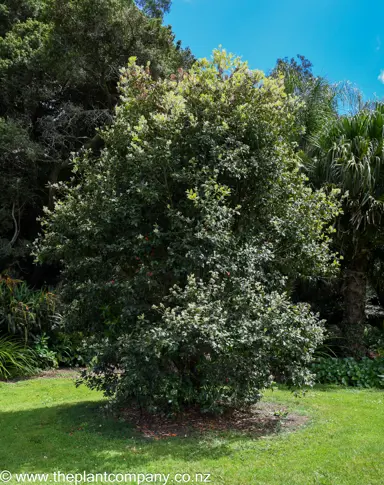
[9,202,20,247]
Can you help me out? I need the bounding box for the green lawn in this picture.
[0,376,383,485]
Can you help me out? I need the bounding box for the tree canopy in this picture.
[0,0,192,275]
[271,55,338,151]
[307,104,384,355]
[36,50,340,412]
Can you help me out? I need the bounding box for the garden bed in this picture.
[120,402,308,439]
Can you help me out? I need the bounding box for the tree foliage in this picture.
[0,119,41,265]
[135,0,171,18]
[37,51,340,412]
[271,55,338,151]
[307,104,384,355]
[0,0,192,275]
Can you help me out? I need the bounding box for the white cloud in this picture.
[378,70,384,84]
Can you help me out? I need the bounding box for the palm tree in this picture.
[307,104,384,356]
[271,55,338,151]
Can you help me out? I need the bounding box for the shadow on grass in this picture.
[0,400,250,473]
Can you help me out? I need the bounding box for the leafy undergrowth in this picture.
[0,376,383,484]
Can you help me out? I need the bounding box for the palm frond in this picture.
[305,103,384,233]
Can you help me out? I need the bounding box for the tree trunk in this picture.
[342,253,369,358]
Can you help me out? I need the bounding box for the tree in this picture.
[0,0,192,277]
[135,0,171,18]
[0,118,41,267]
[271,55,338,151]
[36,51,340,413]
[307,104,384,356]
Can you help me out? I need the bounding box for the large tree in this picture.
[307,104,384,356]
[0,0,192,277]
[36,51,340,412]
[271,55,338,152]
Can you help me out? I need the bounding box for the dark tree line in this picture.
[0,0,193,282]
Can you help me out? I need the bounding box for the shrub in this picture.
[51,332,86,367]
[0,275,85,369]
[37,51,340,413]
[313,357,384,388]
[363,324,384,357]
[0,275,59,343]
[0,336,38,379]
[32,333,58,369]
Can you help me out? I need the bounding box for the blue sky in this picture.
[166,0,384,100]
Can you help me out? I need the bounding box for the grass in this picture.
[0,377,383,485]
